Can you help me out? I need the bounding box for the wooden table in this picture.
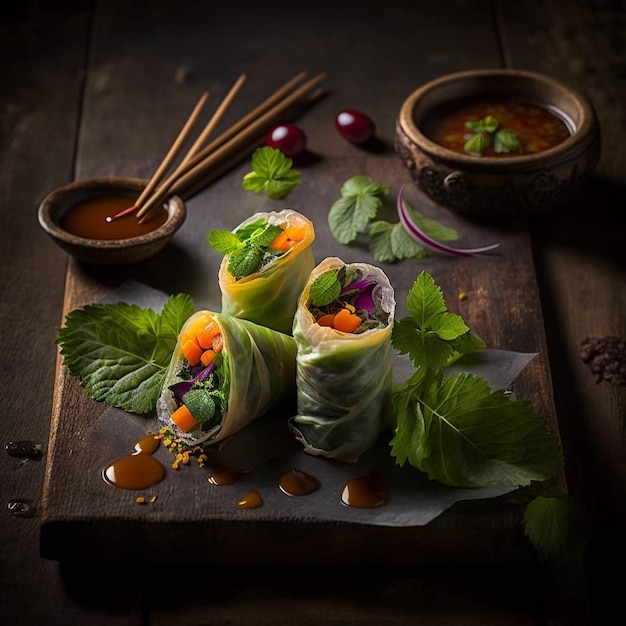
[1,1,624,624]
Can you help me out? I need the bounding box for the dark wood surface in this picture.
[1,1,624,624]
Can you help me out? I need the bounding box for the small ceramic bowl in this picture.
[38,177,186,265]
[395,69,601,217]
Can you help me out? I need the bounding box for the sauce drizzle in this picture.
[278,468,320,496]
[208,466,250,486]
[341,471,389,509]
[237,489,263,509]
[102,435,165,490]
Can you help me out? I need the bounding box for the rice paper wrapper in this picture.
[290,257,396,462]
[157,311,297,445]
[218,209,315,335]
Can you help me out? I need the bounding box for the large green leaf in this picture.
[56,293,194,414]
[391,372,564,487]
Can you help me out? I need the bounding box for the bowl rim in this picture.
[37,176,186,250]
[397,68,597,168]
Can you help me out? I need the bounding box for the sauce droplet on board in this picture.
[59,196,168,240]
[340,472,389,509]
[278,469,320,496]
[237,489,263,509]
[7,498,37,518]
[207,466,250,486]
[102,435,165,490]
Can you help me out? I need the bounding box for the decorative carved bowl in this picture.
[395,69,601,217]
[38,177,186,265]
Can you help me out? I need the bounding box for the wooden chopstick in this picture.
[134,91,210,210]
[137,72,326,222]
[106,91,210,221]
[134,73,247,221]
[135,71,308,221]
[180,71,308,173]
[172,86,327,201]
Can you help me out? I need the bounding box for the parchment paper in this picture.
[90,280,537,527]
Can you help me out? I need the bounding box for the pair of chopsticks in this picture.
[107,71,326,223]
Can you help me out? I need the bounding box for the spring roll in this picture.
[156,310,297,445]
[289,257,396,462]
[213,209,315,335]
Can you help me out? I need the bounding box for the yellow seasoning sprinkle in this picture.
[344,303,356,314]
[136,496,146,504]
[458,292,468,301]
[149,495,157,504]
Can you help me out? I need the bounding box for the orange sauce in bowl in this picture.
[59,195,168,240]
[421,96,573,157]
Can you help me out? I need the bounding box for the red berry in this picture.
[265,123,307,157]
[335,109,375,144]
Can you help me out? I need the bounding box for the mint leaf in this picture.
[309,269,341,307]
[250,223,284,247]
[207,229,243,255]
[393,272,482,368]
[523,489,591,564]
[369,220,427,263]
[328,175,389,244]
[242,146,301,199]
[56,294,195,414]
[465,115,498,134]
[494,128,522,154]
[402,202,458,243]
[227,245,263,278]
[464,132,490,156]
[391,372,564,487]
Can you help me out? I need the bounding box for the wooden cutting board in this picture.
[39,0,565,564]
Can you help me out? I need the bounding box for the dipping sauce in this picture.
[102,434,165,490]
[59,195,168,240]
[421,96,572,157]
[278,469,320,496]
[340,471,389,509]
[208,466,250,486]
[237,489,263,509]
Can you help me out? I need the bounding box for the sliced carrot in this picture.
[285,224,307,241]
[333,308,362,333]
[200,348,216,366]
[196,322,220,349]
[181,338,203,365]
[211,333,224,352]
[269,230,290,251]
[184,313,212,338]
[171,404,198,433]
[316,313,336,327]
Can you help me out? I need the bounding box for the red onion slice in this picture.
[397,185,500,257]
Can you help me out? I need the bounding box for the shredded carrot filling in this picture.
[315,307,362,333]
[179,315,224,364]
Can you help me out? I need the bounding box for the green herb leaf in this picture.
[56,294,195,414]
[392,272,473,368]
[465,115,498,134]
[494,128,523,153]
[207,229,243,255]
[328,175,389,244]
[369,220,426,262]
[227,245,263,278]
[391,372,564,487]
[242,146,301,199]
[464,131,490,156]
[309,269,341,307]
[250,223,284,247]
[523,489,591,564]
